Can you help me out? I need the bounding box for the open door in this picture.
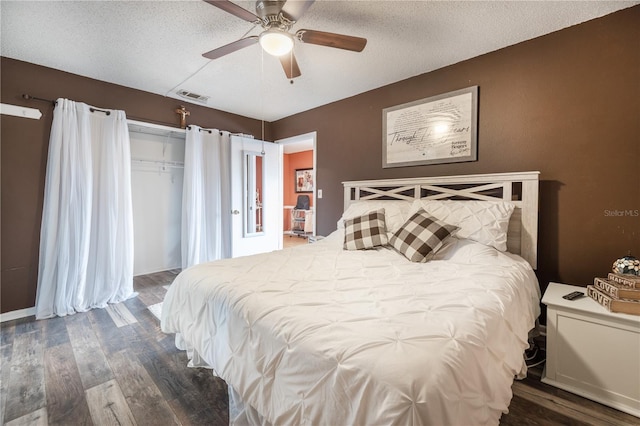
[230,136,283,257]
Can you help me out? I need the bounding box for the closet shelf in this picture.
[128,119,186,139]
[131,157,184,169]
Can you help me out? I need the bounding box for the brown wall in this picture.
[271,7,640,290]
[0,58,269,313]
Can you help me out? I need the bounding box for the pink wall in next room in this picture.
[283,150,313,231]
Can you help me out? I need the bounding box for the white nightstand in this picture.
[542,282,640,417]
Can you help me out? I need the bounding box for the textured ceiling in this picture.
[1,1,637,121]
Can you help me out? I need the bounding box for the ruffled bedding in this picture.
[161,231,540,425]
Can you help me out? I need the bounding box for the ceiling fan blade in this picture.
[296,29,367,52]
[203,0,259,22]
[281,0,315,22]
[279,51,302,79]
[202,36,259,60]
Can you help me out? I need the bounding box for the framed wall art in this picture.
[382,86,478,168]
[295,168,314,193]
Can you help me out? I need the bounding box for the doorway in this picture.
[276,132,317,247]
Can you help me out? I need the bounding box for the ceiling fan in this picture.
[202,0,367,79]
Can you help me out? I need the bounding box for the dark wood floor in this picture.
[1,271,228,426]
[2,270,638,425]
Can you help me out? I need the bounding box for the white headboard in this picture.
[343,171,540,269]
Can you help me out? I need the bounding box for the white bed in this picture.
[162,172,541,425]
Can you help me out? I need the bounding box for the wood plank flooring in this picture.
[1,270,228,426]
[2,269,638,425]
[283,233,308,249]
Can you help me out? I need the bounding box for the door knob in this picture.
[232,210,240,215]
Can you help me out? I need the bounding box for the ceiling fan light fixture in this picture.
[259,29,293,56]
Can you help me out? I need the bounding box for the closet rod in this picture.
[131,157,184,167]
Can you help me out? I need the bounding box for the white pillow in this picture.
[338,200,413,237]
[409,200,515,251]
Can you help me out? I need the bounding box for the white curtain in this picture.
[181,126,232,269]
[35,99,135,319]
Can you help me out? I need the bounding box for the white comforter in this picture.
[161,232,540,425]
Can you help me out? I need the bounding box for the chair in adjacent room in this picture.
[291,195,311,237]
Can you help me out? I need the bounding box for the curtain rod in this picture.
[186,126,254,139]
[22,94,103,114]
[22,93,176,126]
[22,94,255,137]
[22,94,56,106]
[89,107,111,115]
[187,125,216,134]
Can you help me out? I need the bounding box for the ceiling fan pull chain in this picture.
[290,49,294,85]
[260,47,265,142]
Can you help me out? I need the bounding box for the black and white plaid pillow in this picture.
[390,209,459,262]
[343,209,388,250]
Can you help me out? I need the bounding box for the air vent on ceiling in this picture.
[176,89,210,104]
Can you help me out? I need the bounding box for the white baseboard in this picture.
[1,306,36,323]
[134,265,181,277]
